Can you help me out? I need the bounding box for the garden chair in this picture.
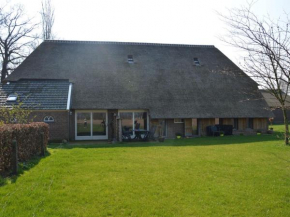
[210,125,224,136]
[122,126,132,141]
[144,125,157,141]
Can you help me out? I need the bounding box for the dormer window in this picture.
[7,94,17,102]
[194,58,200,66]
[128,55,134,63]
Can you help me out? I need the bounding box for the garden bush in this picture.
[0,122,49,176]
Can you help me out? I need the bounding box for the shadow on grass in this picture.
[0,151,51,187]
[49,132,285,150]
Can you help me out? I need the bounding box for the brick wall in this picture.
[31,111,69,141]
[41,110,270,141]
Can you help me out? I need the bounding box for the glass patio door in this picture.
[76,111,108,140]
[92,113,107,136]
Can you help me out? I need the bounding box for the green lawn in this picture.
[1,125,290,216]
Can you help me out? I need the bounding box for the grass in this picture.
[1,125,290,216]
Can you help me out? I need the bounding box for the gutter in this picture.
[67,83,73,141]
[66,83,72,110]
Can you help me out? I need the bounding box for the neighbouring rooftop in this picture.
[260,89,290,108]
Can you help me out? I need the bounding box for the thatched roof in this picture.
[6,40,272,118]
[260,89,290,108]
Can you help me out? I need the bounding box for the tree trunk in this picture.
[282,105,289,145]
[1,57,8,83]
[1,70,7,83]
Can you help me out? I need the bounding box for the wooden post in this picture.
[11,140,18,175]
[118,119,122,142]
[192,119,198,135]
[40,132,45,156]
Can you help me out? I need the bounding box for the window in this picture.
[10,117,17,123]
[128,55,134,63]
[248,118,254,129]
[76,113,90,136]
[234,118,239,130]
[174,118,184,123]
[44,116,54,123]
[7,94,17,102]
[194,58,200,66]
[93,113,106,136]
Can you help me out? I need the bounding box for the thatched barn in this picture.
[0,40,273,140]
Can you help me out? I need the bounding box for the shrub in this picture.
[0,122,49,176]
[0,176,5,186]
[0,99,34,126]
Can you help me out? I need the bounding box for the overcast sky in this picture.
[8,0,290,64]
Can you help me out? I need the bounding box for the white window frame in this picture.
[118,110,149,138]
[194,58,200,66]
[44,116,55,123]
[128,55,134,63]
[174,118,184,123]
[75,110,108,140]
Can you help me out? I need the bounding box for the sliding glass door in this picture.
[76,112,91,137]
[76,111,108,140]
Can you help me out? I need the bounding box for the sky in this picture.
[7,0,290,64]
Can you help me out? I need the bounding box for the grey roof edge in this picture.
[259,89,287,94]
[151,116,273,119]
[44,40,216,48]
[6,78,71,83]
[18,78,70,82]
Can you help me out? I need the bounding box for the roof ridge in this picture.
[44,40,215,48]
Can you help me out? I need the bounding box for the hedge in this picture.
[0,122,49,176]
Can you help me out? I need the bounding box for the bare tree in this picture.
[219,2,290,145]
[0,4,38,83]
[40,0,55,40]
